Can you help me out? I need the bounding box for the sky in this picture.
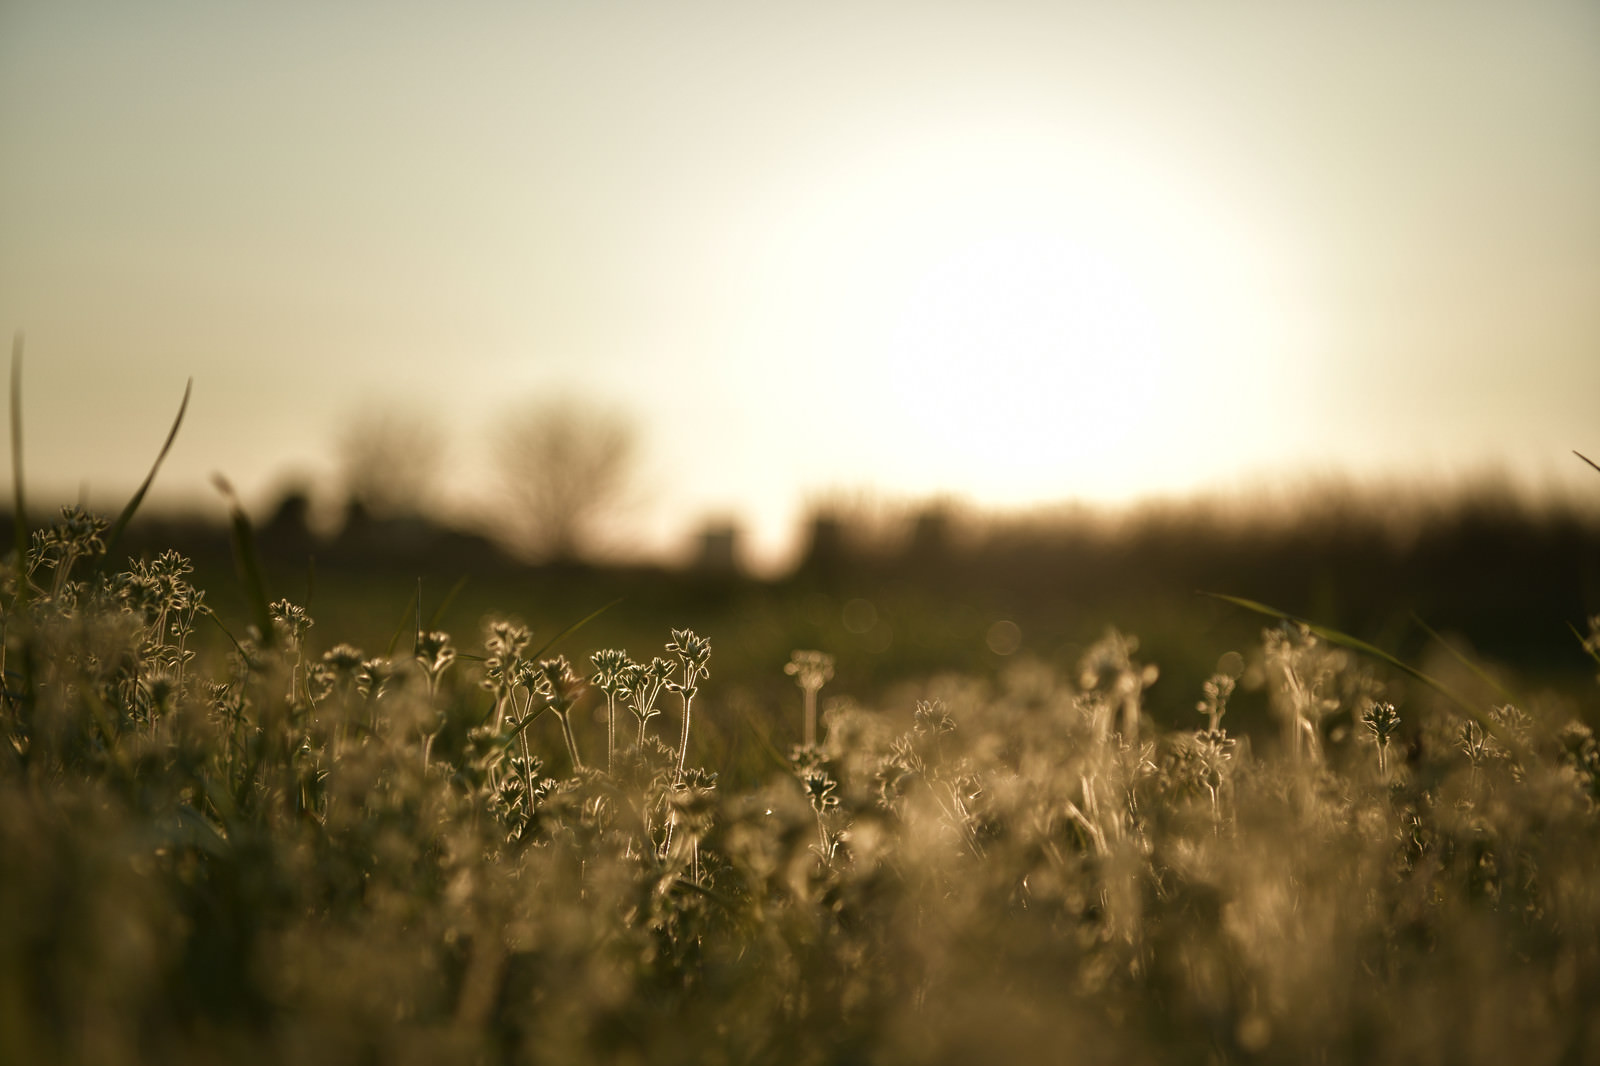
[2,0,1597,571]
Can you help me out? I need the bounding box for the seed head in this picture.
[591,648,631,694]
[323,643,366,676]
[537,656,585,712]
[913,699,956,736]
[1361,701,1401,747]
[269,599,314,648]
[358,657,398,699]
[785,650,835,693]
[485,620,531,663]
[802,769,840,814]
[666,629,712,674]
[39,505,108,559]
[414,630,457,681]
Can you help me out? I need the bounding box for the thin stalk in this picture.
[1119,691,1139,747]
[101,377,192,564]
[556,710,583,774]
[605,691,616,772]
[675,693,691,783]
[673,664,704,785]
[632,672,664,748]
[10,336,30,612]
[421,673,441,773]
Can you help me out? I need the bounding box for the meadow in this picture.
[4,427,1600,1063]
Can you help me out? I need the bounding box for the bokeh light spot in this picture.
[842,598,878,635]
[986,620,1022,656]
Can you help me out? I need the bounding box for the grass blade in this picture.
[102,378,191,562]
[1409,611,1524,708]
[427,575,469,631]
[1575,450,1600,476]
[1200,590,1530,759]
[5,336,35,723]
[1569,620,1600,667]
[528,597,623,661]
[213,475,274,647]
[736,698,793,773]
[10,335,28,612]
[205,607,248,657]
[383,585,420,659]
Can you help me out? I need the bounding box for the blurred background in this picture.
[2,0,1598,743]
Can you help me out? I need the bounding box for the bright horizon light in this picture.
[773,118,1307,503]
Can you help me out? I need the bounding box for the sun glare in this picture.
[749,117,1306,508]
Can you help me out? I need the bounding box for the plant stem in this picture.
[605,693,616,772]
[557,710,583,774]
[674,664,702,785]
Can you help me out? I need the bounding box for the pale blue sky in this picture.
[3,0,1597,568]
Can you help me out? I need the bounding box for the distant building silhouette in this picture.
[332,496,375,552]
[906,505,952,567]
[259,489,315,556]
[325,493,512,569]
[691,521,742,575]
[797,513,847,577]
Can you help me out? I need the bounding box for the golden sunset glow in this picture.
[1,1,1596,568]
[750,118,1306,504]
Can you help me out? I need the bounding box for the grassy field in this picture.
[3,489,1600,1065]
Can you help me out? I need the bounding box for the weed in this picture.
[4,373,1599,1062]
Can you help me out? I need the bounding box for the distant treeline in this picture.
[790,485,1600,675]
[4,480,1598,686]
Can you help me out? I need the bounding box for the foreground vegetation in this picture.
[3,503,1600,1065]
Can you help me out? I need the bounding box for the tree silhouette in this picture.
[494,396,636,563]
[335,404,447,519]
